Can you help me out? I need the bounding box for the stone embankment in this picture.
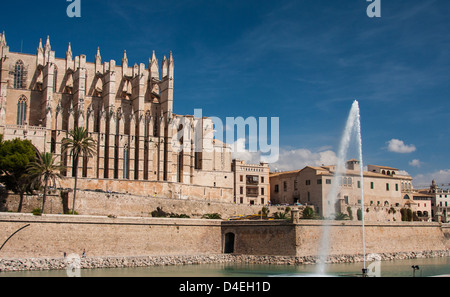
[1,250,448,272]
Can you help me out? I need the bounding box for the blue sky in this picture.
[1,0,450,187]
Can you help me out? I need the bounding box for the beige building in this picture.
[231,159,269,205]
[409,192,433,222]
[418,180,450,223]
[0,33,233,201]
[270,160,414,218]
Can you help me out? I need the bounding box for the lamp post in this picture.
[411,265,420,277]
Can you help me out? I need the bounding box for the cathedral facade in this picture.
[0,33,233,202]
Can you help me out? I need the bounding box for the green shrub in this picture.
[335,212,350,220]
[259,207,270,218]
[302,207,316,219]
[388,207,396,214]
[202,213,222,220]
[31,208,42,216]
[347,207,353,220]
[65,209,78,215]
[151,207,168,218]
[151,207,190,218]
[273,212,288,220]
[170,213,190,218]
[357,208,363,221]
[400,208,413,221]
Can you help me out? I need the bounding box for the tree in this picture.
[27,152,65,214]
[0,137,37,212]
[61,127,97,215]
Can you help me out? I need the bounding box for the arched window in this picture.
[153,116,158,137]
[123,145,129,179]
[144,111,150,138]
[16,95,27,125]
[53,66,58,92]
[14,60,24,89]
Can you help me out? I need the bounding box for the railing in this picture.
[5,124,47,131]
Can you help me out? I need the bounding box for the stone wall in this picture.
[0,190,292,219]
[0,213,222,259]
[59,177,234,204]
[0,213,448,266]
[294,221,448,257]
[222,220,449,257]
[443,224,450,247]
[222,221,296,256]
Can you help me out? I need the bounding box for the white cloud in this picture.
[230,139,338,172]
[398,170,411,176]
[409,159,422,168]
[387,139,416,153]
[230,138,263,165]
[413,169,450,188]
[269,148,337,172]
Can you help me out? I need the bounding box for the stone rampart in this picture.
[0,213,448,271]
[0,213,222,259]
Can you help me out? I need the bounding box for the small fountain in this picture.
[315,100,366,276]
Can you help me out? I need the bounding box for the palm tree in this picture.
[62,126,97,215]
[27,152,65,214]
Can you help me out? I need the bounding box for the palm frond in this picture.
[62,126,97,159]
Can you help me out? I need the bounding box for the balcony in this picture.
[246,175,259,185]
[246,186,259,197]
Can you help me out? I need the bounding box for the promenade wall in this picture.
[0,213,448,261]
[0,213,222,259]
[222,220,449,257]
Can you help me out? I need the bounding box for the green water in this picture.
[1,257,449,277]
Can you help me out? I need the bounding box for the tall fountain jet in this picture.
[316,100,366,275]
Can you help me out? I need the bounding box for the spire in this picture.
[168,51,174,78]
[36,38,44,66]
[95,46,101,64]
[122,50,128,66]
[149,50,159,79]
[66,42,73,60]
[122,50,129,77]
[65,42,73,71]
[161,55,168,78]
[44,35,51,52]
[37,38,43,53]
[0,31,6,47]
